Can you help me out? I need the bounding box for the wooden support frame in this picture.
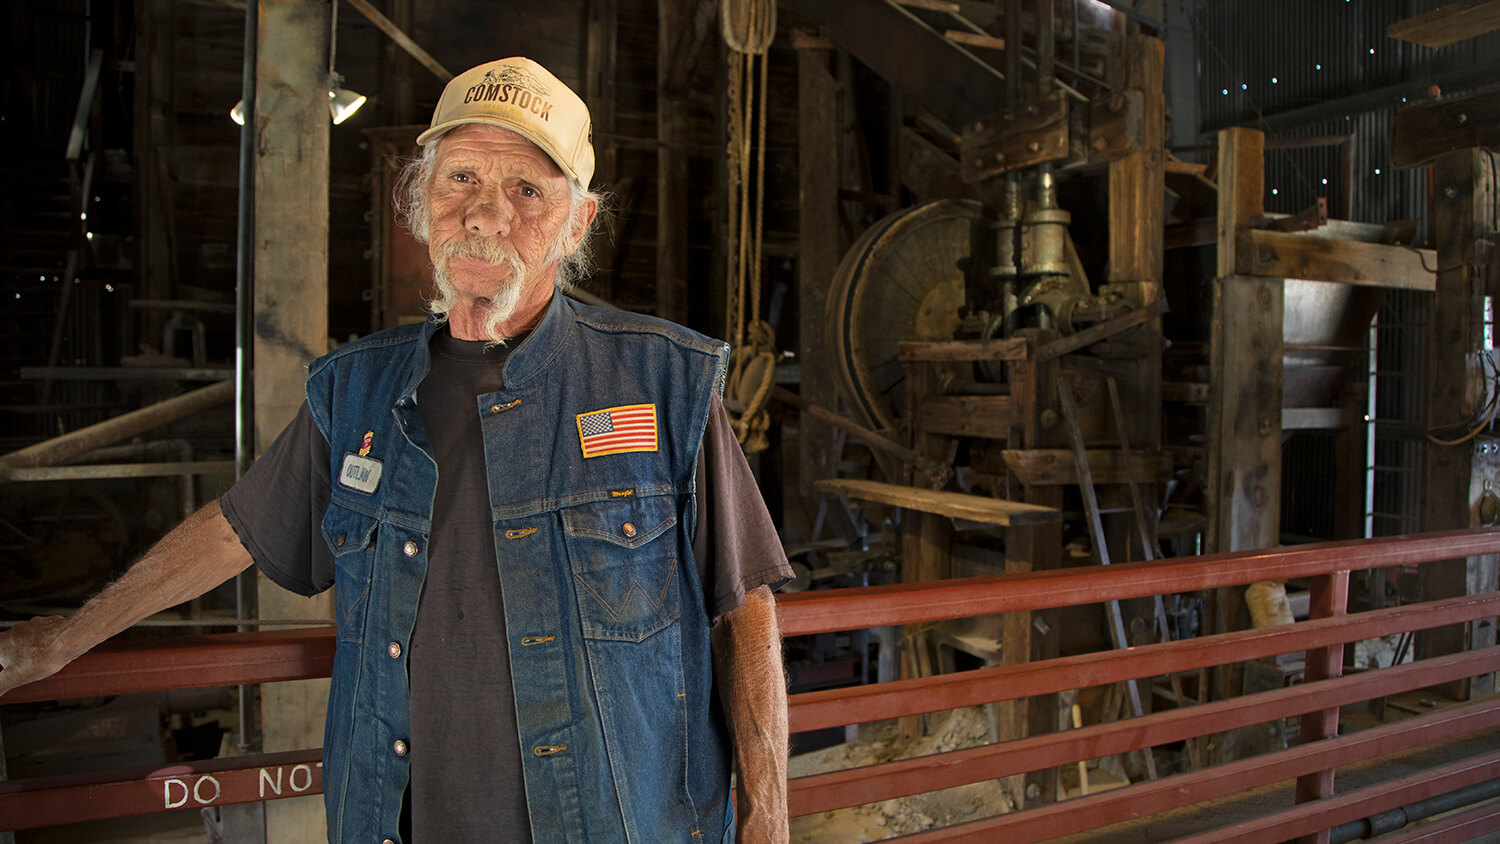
[797,43,841,497]
[1236,229,1436,290]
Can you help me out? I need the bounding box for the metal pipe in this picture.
[1329,777,1500,843]
[0,380,233,480]
[234,0,258,758]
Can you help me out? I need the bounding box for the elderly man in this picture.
[0,57,791,843]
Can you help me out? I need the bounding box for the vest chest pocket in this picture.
[322,503,378,644]
[561,495,682,643]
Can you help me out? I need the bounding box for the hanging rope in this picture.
[721,0,776,452]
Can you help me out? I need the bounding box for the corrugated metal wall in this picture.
[1190,0,1496,537]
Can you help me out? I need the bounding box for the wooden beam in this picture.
[254,3,334,839]
[1236,230,1437,290]
[962,90,1071,180]
[1002,449,1172,486]
[1034,296,1169,361]
[798,46,840,497]
[1393,86,1500,168]
[343,0,452,81]
[1388,0,1500,48]
[815,479,1061,526]
[944,29,1005,50]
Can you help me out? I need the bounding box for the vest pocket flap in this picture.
[322,503,378,555]
[560,495,676,549]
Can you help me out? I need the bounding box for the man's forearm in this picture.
[0,499,255,697]
[714,585,789,843]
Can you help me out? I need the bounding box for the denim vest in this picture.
[303,291,733,843]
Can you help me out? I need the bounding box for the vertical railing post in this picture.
[1293,568,1351,844]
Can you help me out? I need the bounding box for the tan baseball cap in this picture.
[417,57,595,187]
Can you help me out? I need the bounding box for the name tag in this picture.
[338,453,383,494]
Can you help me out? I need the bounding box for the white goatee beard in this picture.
[428,238,529,345]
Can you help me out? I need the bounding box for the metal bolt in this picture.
[1444,186,1458,198]
[1458,113,1468,124]
[1026,104,1039,115]
[1041,409,1060,429]
[995,152,1006,163]
[1028,141,1041,152]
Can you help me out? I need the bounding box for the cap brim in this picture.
[416,116,583,185]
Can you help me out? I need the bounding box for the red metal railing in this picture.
[2,528,1499,838]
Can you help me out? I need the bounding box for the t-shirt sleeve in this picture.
[695,393,795,620]
[219,401,335,597]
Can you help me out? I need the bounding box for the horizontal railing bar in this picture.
[788,646,1500,816]
[788,592,1500,732]
[776,529,1500,636]
[0,748,324,831]
[1168,749,1500,844]
[884,701,1500,842]
[0,627,336,705]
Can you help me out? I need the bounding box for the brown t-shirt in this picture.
[220,327,791,842]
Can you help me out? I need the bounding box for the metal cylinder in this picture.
[1021,168,1071,278]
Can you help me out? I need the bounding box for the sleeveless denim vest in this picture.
[303,290,733,843]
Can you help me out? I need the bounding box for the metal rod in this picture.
[234,0,258,759]
[4,461,237,481]
[772,387,952,485]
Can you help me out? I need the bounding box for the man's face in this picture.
[425,124,580,335]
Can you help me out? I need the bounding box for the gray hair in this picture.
[393,134,605,289]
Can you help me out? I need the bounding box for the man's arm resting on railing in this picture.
[0,499,254,698]
[713,584,790,843]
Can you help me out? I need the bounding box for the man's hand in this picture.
[713,586,789,843]
[0,500,255,703]
[0,615,73,697]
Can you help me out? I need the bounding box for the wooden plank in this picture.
[899,337,1030,362]
[1393,85,1500,168]
[1215,127,1264,279]
[1001,449,1172,485]
[944,30,1004,50]
[1237,230,1437,290]
[815,479,1061,526]
[917,395,1016,439]
[961,89,1070,181]
[1388,0,1500,48]
[344,0,452,80]
[798,47,840,498]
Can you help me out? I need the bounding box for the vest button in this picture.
[335,533,347,547]
[393,739,408,756]
[403,540,419,557]
[383,839,397,844]
[621,522,637,538]
[388,641,402,659]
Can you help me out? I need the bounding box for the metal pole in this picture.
[234,0,258,759]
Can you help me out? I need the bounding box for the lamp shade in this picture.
[328,87,367,125]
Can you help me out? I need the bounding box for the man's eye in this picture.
[449,173,472,183]
[519,185,539,198]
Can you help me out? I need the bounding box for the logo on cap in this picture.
[463,67,556,120]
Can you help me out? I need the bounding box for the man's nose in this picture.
[464,185,513,237]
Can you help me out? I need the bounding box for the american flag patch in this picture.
[576,403,659,458]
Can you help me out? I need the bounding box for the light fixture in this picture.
[230,99,246,125]
[328,84,366,124]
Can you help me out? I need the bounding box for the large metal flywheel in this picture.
[824,199,984,436]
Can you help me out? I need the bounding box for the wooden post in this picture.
[1208,127,1282,762]
[1000,328,1063,808]
[657,0,691,324]
[253,2,333,840]
[1418,148,1499,700]
[1293,569,1350,844]
[797,43,840,498]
